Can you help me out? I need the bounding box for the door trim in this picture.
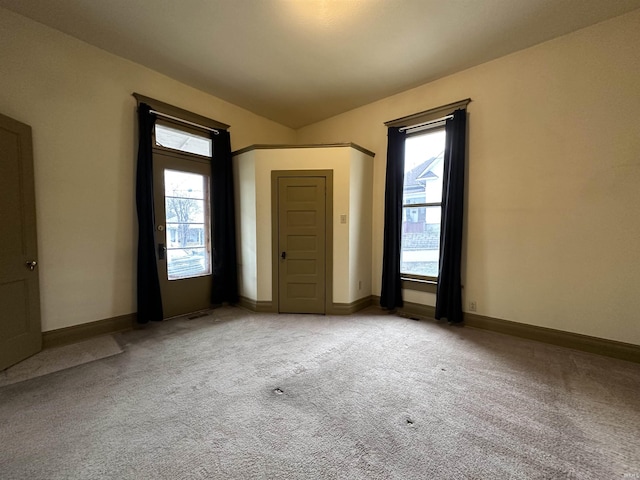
[271,170,333,314]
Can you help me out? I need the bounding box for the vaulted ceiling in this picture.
[2,0,639,128]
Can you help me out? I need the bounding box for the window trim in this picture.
[401,276,437,293]
[133,92,230,131]
[385,98,470,128]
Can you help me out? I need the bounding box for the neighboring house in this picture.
[401,151,444,277]
[402,150,444,231]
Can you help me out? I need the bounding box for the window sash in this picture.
[402,201,441,209]
[154,120,212,158]
[401,126,445,283]
[401,204,441,280]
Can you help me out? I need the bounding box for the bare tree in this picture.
[165,196,201,248]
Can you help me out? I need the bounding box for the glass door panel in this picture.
[163,169,211,280]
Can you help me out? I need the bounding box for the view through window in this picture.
[401,128,446,278]
[155,123,212,157]
[164,169,211,280]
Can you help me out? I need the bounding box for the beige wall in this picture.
[237,147,350,304]
[0,8,295,332]
[233,152,258,301]
[297,10,640,345]
[348,149,374,302]
[2,6,639,346]
[234,146,373,306]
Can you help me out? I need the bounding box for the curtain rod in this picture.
[399,115,452,133]
[150,110,219,135]
[385,98,471,128]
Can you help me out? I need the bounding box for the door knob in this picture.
[26,260,37,271]
[281,251,286,260]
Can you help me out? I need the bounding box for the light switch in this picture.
[340,214,347,224]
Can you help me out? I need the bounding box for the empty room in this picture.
[1,1,639,478]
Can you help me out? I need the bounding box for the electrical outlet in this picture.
[358,280,362,290]
[469,301,477,312]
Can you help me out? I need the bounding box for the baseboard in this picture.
[400,300,436,320]
[371,295,640,363]
[330,296,374,315]
[238,296,277,313]
[464,312,640,364]
[370,295,436,320]
[237,296,256,311]
[239,295,374,315]
[42,313,136,349]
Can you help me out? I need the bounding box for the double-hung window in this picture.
[401,126,446,285]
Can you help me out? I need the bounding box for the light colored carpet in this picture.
[0,335,123,387]
[0,306,639,479]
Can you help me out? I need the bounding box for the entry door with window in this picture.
[0,113,41,370]
[153,122,212,318]
[276,174,328,314]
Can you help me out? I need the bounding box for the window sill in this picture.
[401,277,437,293]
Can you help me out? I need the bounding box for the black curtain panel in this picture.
[435,109,467,324]
[210,130,239,305]
[380,127,406,310]
[135,103,163,323]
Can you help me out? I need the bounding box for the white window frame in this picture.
[400,125,446,292]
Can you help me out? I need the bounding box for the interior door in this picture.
[153,152,212,319]
[277,176,326,314]
[0,113,42,370]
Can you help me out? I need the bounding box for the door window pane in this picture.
[164,169,211,280]
[165,198,205,226]
[166,248,209,280]
[164,169,207,199]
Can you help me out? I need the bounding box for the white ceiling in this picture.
[2,0,640,128]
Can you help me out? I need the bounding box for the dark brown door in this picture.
[153,152,212,318]
[0,113,41,370]
[277,176,326,314]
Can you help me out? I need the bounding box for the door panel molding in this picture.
[271,170,333,314]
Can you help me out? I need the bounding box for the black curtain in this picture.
[435,109,467,324]
[135,103,163,323]
[210,130,239,305]
[380,127,406,310]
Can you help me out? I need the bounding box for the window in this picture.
[155,122,212,157]
[401,127,446,281]
[164,169,211,280]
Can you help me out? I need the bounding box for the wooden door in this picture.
[277,176,326,314]
[153,152,212,319]
[0,113,41,370]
